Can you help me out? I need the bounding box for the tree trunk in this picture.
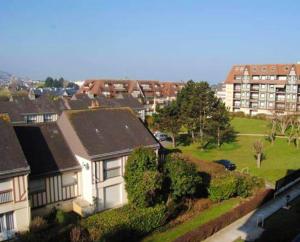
[257,153,261,168]
[217,127,220,148]
[171,134,176,148]
[191,130,195,142]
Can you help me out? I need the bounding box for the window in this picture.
[0,212,14,236]
[269,93,274,98]
[260,102,265,107]
[103,159,121,180]
[261,84,266,89]
[26,115,37,124]
[0,180,13,204]
[0,180,11,192]
[29,179,45,193]
[62,173,77,186]
[269,102,273,107]
[44,113,53,122]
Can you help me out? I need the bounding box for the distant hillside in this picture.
[0,70,13,84]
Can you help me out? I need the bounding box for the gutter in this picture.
[90,143,160,161]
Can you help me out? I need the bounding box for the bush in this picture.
[82,204,167,242]
[30,216,47,232]
[124,147,162,207]
[208,173,264,202]
[56,210,78,225]
[164,154,202,200]
[70,226,91,242]
[230,111,246,118]
[208,175,237,202]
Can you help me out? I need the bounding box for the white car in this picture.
[154,132,168,141]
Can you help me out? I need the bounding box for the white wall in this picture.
[75,155,93,204]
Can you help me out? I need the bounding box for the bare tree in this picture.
[253,140,264,168]
[267,113,277,145]
[277,114,291,136]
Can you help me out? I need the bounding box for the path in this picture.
[203,182,300,242]
[237,133,288,139]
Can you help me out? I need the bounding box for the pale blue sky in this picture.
[1,0,300,83]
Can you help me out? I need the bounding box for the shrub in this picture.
[70,226,91,242]
[82,204,167,242]
[30,216,47,232]
[56,210,78,225]
[236,175,253,198]
[124,147,162,207]
[208,175,237,202]
[164,154,202,200]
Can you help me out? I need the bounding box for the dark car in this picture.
[215,159,236,171]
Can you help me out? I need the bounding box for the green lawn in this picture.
[174,117,300,184]
[231,117,269,134]
[143,198,240,242]
[180,136,300,184]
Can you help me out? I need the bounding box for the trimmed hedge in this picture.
[208,173,264,202]
[82,204,167,242]
[174,189,274,242]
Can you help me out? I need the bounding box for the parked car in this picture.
[154,132,168,141]
[214,159,236,171]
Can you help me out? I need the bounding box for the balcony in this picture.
[250,85,259,92]
[0,189,13,204]
[250,94,259,100]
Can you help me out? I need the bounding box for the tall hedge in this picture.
[164,155,202,200]
[124,147,162,207]
[82,204,167,242]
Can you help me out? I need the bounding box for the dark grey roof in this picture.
[0,95,68,122]
[66,108,158,158]
[14,123,80,177]
[0,120,29,178]
[69,93,144,111]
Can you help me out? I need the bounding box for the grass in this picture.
[173,117,300,184]
[231,117,269,134]
[143,198,240,242]
[179,136,300,184]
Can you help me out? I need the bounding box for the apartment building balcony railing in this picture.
[275,105,285,110]
[234,87,241,91]
[233,95,241,99]
[0,189,13,204]
[275,97,286,102]
[250,95,259,100]
[250,86,259,92]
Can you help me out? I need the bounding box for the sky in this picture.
[1,0,300,83]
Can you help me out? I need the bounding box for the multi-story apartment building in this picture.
[224,64,300,115]
[79,79,185,115]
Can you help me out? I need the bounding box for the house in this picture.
[14,123,81,217]
[0,120,30,241]
[224,63,300,115]
[57,108,159,215]
[68,93,146,121]
[78,79,185,115]
[0,95,67,124]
